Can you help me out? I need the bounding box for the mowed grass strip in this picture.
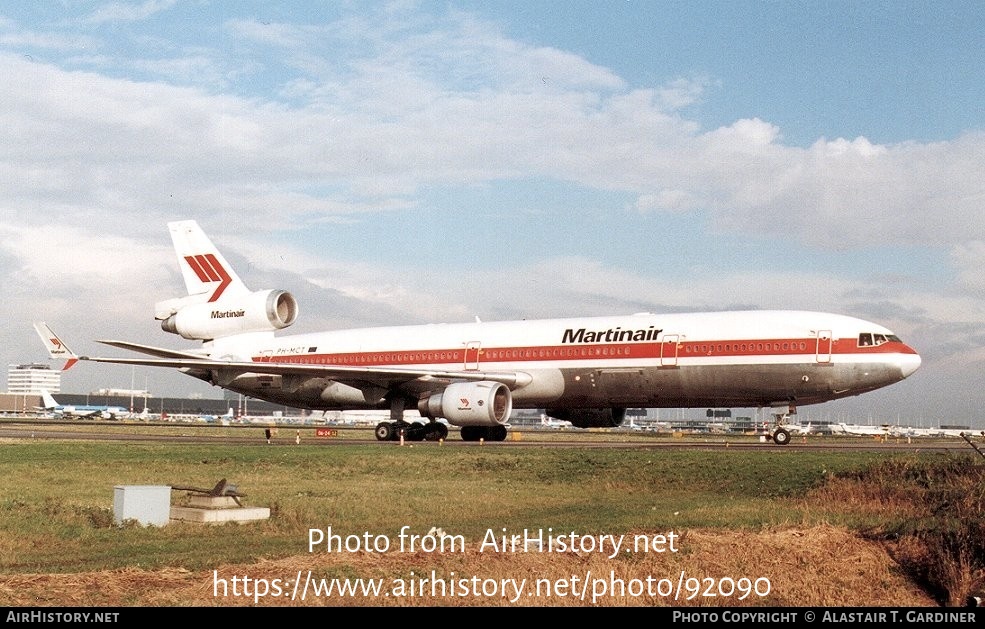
[0,441,955,574]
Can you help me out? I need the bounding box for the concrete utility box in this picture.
[113,485,171,526]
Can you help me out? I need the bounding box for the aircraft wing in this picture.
[96,340,211,360]
[83,344,533,391]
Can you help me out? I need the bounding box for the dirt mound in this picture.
[0,525,937,607]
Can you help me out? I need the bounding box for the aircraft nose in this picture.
[899,349,921,378]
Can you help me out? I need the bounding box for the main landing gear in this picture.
[374,398,446,442]
[374,420,448,442]
[373,422,509,442]
[372,398,508,442]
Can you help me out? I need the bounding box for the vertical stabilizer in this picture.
[33,322,78,371]
[39,389,59,410]
[167,221,249,301]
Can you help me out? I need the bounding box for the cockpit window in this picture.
[859,332,897,347]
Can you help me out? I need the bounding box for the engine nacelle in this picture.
[547,408,626,428]
[419,381,512,427]
[160,289,298,340]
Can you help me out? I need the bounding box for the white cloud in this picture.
[0,30,99,51]
[951,240,985,293]
[0,223,173,298]
[82,0,179,25]
[657,77,715,111]
[0,5,981,424]
[6,18,980,252]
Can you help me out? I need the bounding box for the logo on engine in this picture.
[184,254,232,302]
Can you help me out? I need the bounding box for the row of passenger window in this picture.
[273,341,829,364]
[684,342,810,354]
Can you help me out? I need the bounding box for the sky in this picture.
[1,1,983,427]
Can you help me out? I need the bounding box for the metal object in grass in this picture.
[171,478,244,506]
[959,432,985,460]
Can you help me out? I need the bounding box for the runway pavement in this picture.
[1,418,979,454]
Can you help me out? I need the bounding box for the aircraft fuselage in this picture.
[204,309,920,415]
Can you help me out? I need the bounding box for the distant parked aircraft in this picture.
[38,389,127,420]
[833,422,890,436]
[780,421,813,435]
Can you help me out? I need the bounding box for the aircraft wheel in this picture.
[460,426,480,441]
[406,423,426,441]
[488,425,508,442]
[424,423,449,441]
[772,427,791,446]
[375,422,395,441]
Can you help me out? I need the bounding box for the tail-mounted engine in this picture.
[419,381,513,427]
[159,289,298,340]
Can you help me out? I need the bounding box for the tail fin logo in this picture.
[33,322,78,371]
[48,336,65,353]
[184,254,233,302]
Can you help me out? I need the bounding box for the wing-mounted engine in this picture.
[419,381,512,427]
[157,289,298,340]
[547,407,626,428]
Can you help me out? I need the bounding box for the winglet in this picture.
[33,322,79,371]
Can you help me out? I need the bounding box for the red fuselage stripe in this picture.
[252,338,915,366]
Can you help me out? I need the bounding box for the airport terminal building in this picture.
[6,363,62,395]
[0,389,300,419]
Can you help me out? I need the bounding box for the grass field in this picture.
[0,433,982,606]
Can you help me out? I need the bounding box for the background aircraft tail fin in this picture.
[33,322,78,371]
[38,389,59,410]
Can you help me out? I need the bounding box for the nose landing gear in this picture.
[765,404,796,446]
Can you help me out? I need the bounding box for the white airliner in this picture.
[779,421,813,436]
[832,422,891,437]
[45,220,921,444]
[37,389,127,420]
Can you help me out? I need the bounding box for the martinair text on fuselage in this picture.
[561,326,663,344]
